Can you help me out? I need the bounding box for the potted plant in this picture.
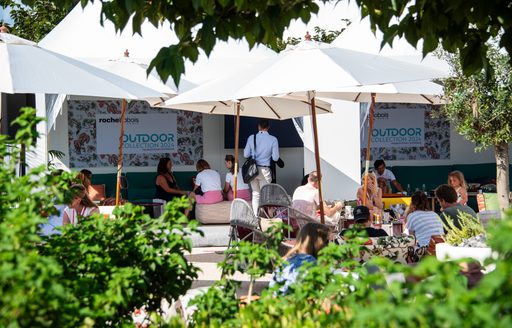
[436,212,493,265]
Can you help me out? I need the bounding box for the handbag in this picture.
[242,134,258,183]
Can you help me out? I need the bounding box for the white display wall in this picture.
[48,100,304,194]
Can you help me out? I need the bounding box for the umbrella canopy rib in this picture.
[259,97,281,119]
[420,94,434,104]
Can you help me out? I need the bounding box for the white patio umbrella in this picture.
[0,33,165,102]
[0,32,168,205]
[164,39,447,222]
[163,93,332,201]
[313,80,444,105]
[288,79,445,205]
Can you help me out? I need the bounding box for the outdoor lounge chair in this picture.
[258,183,293,238]
[286,206,340,239]
[258,183,292,214]
[227,199,261,249]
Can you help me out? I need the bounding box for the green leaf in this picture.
[196,16,216,56]
[148,45,186,86]
[200,0,215,15]
[460,40,486,76]
[218,0,231,7]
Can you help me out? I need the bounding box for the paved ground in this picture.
[185,246,272,296]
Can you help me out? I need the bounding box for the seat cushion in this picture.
[360,235,416,264]
[195,201,232,224]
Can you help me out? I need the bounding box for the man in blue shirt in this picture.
[244,119,280,214]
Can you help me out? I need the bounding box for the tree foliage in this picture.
[441,46,512,149]
[355,0,512,77]
[2,0,72,42]
[0,108,78,326]
[0,108,200,326]
[42,200,201,326]
[441,44,512,210]
[275,20,351,52]
[23,0,511,84]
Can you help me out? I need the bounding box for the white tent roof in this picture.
[39,2,176,59]
[39,1,276,85]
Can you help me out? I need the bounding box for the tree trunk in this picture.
[494,141,510,213]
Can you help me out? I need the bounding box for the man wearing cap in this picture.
[341,205,388,237]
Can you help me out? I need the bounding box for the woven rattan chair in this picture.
[259,184,292,207]
[227,199,261,249]
[287,206,339,240]
[258,184,293,238]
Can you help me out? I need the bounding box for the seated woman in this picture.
[223,155,251,201]
[270,222,330,294]
[155,157,195,203]
[448,170,468,205]
[77,169,106,202]
[194,159,223,204]
[63,184,99,225]
[357,172,384,218]
[405,191,444,249]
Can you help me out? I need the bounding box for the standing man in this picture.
[244,119,279,214]
[373,159,404,193]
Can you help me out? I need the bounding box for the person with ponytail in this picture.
[223,154,251,201]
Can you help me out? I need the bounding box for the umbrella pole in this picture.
[115,99,127,206]
[362,93,376,206]
[309,92,325,224]
[233,102,241,199]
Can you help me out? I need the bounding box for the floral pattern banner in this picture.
[68,100,203,168]
[361,103,450,161]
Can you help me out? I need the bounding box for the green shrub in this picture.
[0,108,200,327]
[0,108,78,327]
[191,213,512,327]
[41,199,201,326]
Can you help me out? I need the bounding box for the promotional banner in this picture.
[96,113,177,154]
[360,103,450,161]
[68,100,203,168]
[362,106,425,148]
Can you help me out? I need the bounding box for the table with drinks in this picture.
[342,204,405,236]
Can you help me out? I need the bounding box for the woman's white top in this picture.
[225,170,250,191]
[64,206,96,225]
[195,169,222,192]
